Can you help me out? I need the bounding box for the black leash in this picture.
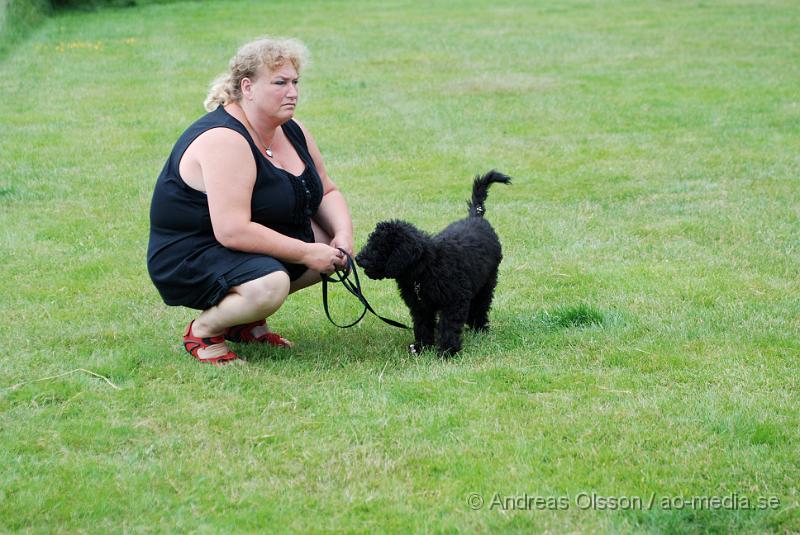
[321,249,410,329]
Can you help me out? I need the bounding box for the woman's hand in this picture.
[330,233,353,274]
[302,242,347,274]
[330,233,354,258]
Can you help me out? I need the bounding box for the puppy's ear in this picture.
[386,242,419,279]
[385,239,423,278]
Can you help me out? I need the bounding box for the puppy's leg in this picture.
[467,270,498,332]
[437,302,470,356]
[408,301,436,354]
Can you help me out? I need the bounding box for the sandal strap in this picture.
[225,319,266,342]
[183,340,231,360]
[183,321,239,364]
[262,332,292,347]
[225,320,291,347]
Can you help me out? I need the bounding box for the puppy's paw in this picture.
[409,343,432,355]
[436,346,460,358]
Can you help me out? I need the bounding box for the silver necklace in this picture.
[240,107,274,158]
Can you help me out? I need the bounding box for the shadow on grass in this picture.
[228,303,625,365]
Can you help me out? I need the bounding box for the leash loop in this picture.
[321,249,410,329]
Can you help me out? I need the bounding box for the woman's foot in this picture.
[225,319,294,347]
[183,321,240,365]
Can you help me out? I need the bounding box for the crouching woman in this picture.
[147,36,352,364]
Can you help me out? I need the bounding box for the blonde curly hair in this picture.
[204,36,309,112]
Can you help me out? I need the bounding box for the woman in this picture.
[147,37,352,364]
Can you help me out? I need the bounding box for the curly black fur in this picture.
[355,170,511,356]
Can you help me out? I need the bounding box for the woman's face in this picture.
[245,62,299,122]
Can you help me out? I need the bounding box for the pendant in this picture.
[265,148,273,158]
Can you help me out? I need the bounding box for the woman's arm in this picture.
[196,128,343,273]
[295,121,354,256]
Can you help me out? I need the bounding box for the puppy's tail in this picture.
[468,170,511,218]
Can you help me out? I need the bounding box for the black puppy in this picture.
[355,171,511,356]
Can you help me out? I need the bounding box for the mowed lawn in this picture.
[1,0,798,533]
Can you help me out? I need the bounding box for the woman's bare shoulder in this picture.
[180,127,255,192]
[193,126,250,151]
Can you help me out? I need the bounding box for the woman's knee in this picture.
[235,271,291,311]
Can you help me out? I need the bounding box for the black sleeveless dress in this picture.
[147,107,323,310]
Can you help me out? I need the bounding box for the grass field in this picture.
[1,0,799,533]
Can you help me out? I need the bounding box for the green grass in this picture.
[0,0,51,58]
[1,0,799,532]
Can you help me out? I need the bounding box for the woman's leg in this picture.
[191,218,331,347]
[191,270,291,338]
[289,220,332,294]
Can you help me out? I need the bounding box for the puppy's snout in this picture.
[354,253,367,268]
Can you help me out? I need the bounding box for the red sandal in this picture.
[225,319,293,347]
[183,321,240,365]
